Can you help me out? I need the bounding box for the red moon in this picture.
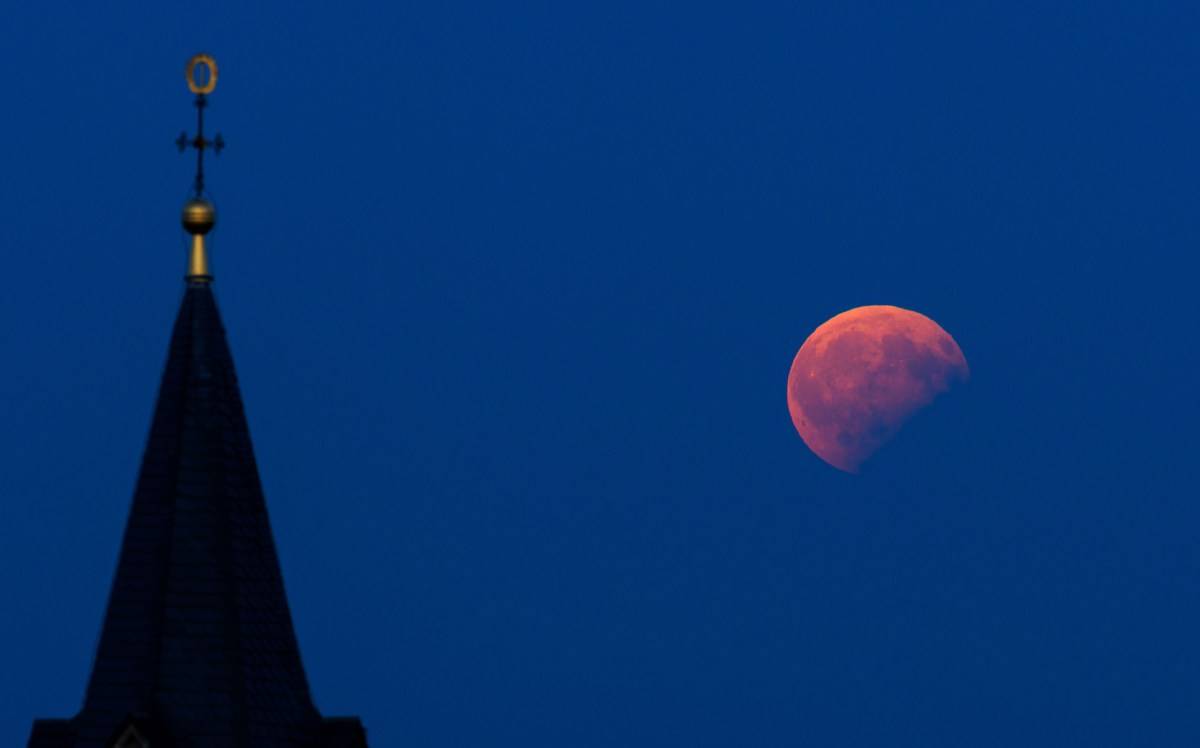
[787,305,968,473]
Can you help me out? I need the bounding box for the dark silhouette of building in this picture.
[26,55,368,748]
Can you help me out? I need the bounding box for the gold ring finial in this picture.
[186,54,218,95]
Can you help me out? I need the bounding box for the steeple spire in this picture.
[176,54,223,285]
[26,54,369,748]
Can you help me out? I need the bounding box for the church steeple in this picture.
[27,56,369,748]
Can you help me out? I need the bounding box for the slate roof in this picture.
[28,284,367,748]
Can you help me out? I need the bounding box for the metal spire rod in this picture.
[176,54,224,197]
[178,54,221,285]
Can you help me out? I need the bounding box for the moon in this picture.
[786,305,968,473]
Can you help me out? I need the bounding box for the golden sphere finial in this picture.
[186,54,218,95]
[182,198,216,235]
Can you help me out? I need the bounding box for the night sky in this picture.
[3,3,1200,746]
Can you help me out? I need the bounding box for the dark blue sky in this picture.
[3,2,1199,746]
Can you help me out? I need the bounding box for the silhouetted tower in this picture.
[26,55,369,748]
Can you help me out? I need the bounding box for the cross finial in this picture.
[176,54,224,197]
[178,54,222,285]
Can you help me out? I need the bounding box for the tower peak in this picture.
[26,54,369,748]
[177,53,224,285]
